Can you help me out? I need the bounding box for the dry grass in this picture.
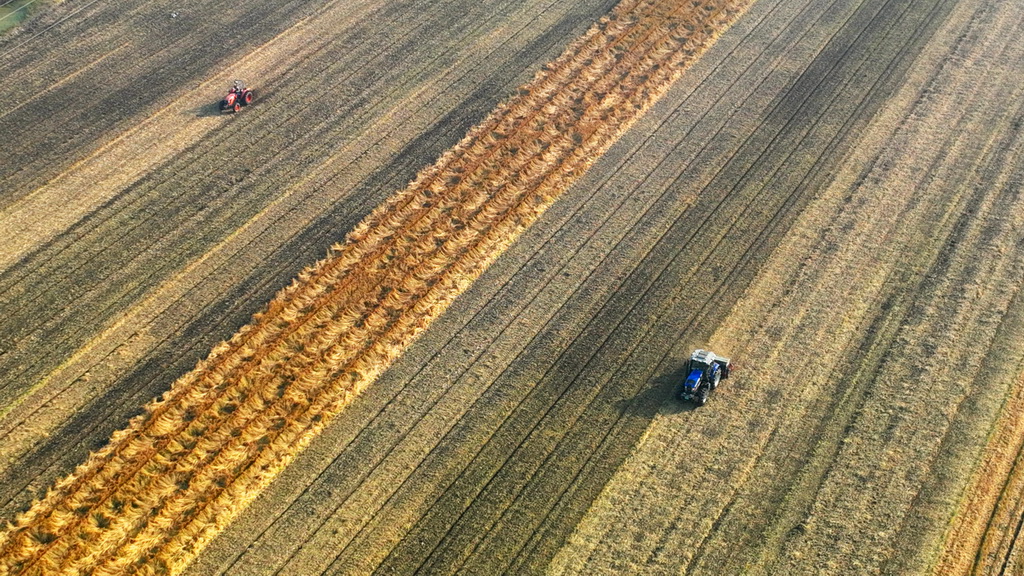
[0,0,755,573]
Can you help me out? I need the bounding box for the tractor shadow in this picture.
[617,364,698,421]
[651,364,700,415]
[192,102,225,117]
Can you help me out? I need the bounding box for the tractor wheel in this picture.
[233,102,241,113]
[695,385,709,406]
[243,91,253,105]
[711,371,721,390]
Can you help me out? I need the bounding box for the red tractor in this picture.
[220,80,254,113]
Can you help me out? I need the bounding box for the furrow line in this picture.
[0,0,747,573]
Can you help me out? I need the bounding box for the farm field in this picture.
[1,0,1022,574]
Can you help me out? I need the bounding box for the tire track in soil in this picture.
[0,0,614,522]
[0,0,749,573]
[681,0,979,570]
[927,54,1024,575]
[201,0,790,565]
[183,0,813,570]
[0,0,528,411]
[0,0,606,479]
[774,3,1024,571]
[552,0,1024,569]
[397,0,950,565]
[299,0,946,569]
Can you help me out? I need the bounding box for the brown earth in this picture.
[1,0,1022,573]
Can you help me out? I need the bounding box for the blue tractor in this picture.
[679,349,731,406]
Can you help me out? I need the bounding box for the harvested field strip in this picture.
[0,0,568,432]
[0,0,606,518]
[929,124,1024,576]
[407,0,961,570]
[302,0,955,570]
[205,0,966,569]
[0,0,755,573]
[548,0,1024,572]
[191,0,821,563]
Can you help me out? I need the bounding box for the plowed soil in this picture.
[1,0,1022,573]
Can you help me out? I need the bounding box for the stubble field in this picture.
[1,0,1022,574]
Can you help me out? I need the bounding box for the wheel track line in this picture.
[915,179,1024,576]
[697,0,1005,569]
[868,15,1024,574]
[826,140,1022,573]
[315,4,757,569]
[704,0,1024,565]
[753,53,1015,574]
[0,0,577,494]
[0,0,737,565]
[0,0,297,126]
[0,0,561,422]
[548,0,946,561]
[998,489,1024,576]
[0,0,236,88]
[0,2,643,565]
[666,0,962,568]
[232,2,788,570]
[927,112,1024,576]
[376,0,888,565]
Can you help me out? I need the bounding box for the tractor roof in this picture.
[691,349,716,363]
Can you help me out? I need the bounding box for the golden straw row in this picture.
[0,0,754,574]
